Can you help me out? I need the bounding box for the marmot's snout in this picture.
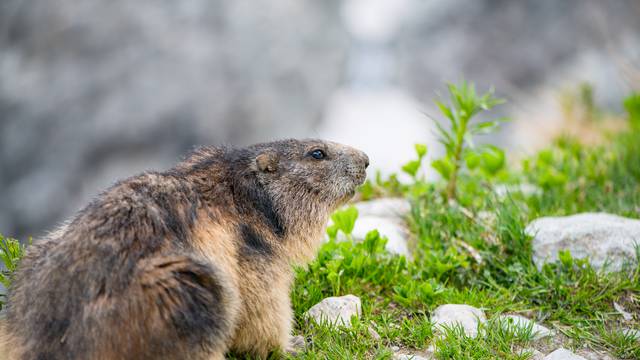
[348,149,369,185]
[332,144,369,199]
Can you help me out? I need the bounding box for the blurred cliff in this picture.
[1,0,639,239]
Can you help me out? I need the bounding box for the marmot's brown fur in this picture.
[0,139,369,359]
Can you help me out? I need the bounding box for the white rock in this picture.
[431,304,486,338]
[575,350,616,360]
[544,348,587,360]
[394,354,431,360]
[519,348,545,360]
[352,198,412,257]
[497,314,553,340]
[305,295,361,327]
[390,345,400,352]
[613,302,633,321]
[526,213,640,271]
[350,216,410,256]
[329,199,413,257]
[354,198,411,219]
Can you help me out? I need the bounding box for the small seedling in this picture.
[326,206,359,241]
[431,81,506,200]
[401,143,428,179]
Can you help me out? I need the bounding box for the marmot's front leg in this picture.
[230,278,295,358]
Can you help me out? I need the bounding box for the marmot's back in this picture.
[5,173,236,359]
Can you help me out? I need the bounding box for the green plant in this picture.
[0,234,28,310]
[431,81,506,200]
[326,206,359,241]
[402,144,428,179]
[623,92,640,130]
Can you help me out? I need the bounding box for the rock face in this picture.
[396,0,640,153]
[431,304,486,338]
[0,0,348,239]
[497,315,553,340]
[544,348,587,360]
[305,294,361,327]
[526,213,640,271]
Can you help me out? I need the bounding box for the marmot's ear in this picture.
[256,152,279,173]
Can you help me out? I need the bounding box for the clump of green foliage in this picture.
[289,88,640,359]
[0,234,28,310]
[624,92,640,129]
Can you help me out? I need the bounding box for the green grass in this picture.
[286,88,640,359]
[2,87,639,359]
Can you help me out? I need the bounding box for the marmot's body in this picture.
[1,139,368,360]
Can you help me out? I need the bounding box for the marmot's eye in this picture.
[309,149,326,160]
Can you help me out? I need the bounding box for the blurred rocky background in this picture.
[1,0,639,239]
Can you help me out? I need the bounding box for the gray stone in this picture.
[305,294,361,327]
[519,348,545,360]
[613,302,633,321]
[526,213,640,271]
[431,304,486,338]
[394,354,432,360]
[576,350,617,360]
[544,349,587,360]
[497,314,553,340]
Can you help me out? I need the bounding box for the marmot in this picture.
[0,139,369,359]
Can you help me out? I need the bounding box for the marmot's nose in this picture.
[360,152,370,169]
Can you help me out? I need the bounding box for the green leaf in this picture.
[464,150,482,169]
[432,158,454,180]
[558,249,574,268]
[326,224,339,240]
[435,100,455,122]
[402,160,421,178]
[330,206,359,236]
[414,143,428,159]
[479,145,506,175]
[623,92,640,129]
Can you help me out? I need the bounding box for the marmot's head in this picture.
[249,139,369,206]
[221,139,368,236]
[182,139,368,260]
